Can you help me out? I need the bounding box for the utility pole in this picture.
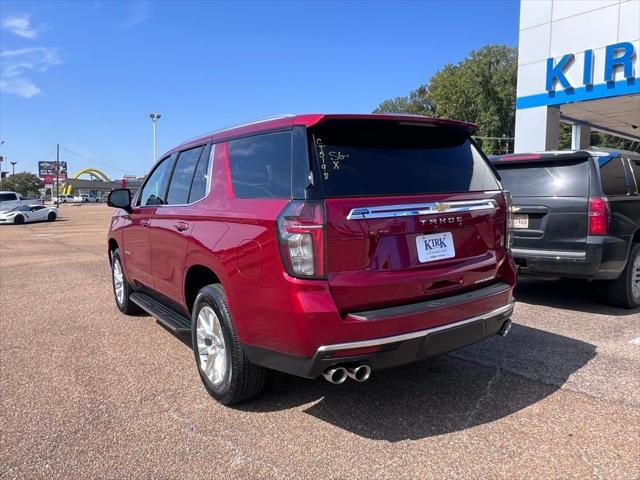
[55,144,60,207]
[10,161,16,175]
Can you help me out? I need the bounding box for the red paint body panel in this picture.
[323,192,508,312]
[108,113,515,368]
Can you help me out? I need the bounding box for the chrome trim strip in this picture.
[346,199,498,220]
[511,248,586,259]
[316,302,514,353]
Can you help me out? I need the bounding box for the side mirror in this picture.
[107,188,132,213]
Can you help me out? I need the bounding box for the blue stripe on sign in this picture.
[516,77,640,109]
[597,152,620,167]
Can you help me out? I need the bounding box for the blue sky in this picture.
[0,0,519,179]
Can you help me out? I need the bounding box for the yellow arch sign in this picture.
[63,168,111,195]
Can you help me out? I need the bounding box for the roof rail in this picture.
[179,114,296,146]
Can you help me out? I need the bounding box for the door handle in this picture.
[174,221,189,231]
[140,218,151,227]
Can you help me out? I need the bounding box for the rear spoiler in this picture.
[491,152,593,165]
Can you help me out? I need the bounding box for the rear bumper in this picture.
[512,236,628,280]
[243,299,515,379]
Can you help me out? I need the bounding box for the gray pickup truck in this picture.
[492,148,640,309]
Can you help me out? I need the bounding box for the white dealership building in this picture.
[514,0,640,152]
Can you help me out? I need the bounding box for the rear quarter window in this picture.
[0,193,18,202]
[599,157,630,196]
[495,160,590,197]
[228,131,292,198]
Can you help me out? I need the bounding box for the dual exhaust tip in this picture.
[322,364,371,384]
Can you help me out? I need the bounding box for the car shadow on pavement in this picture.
[516,277,640,316]
[237,324,596,441]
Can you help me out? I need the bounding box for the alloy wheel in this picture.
[632,254,640,300]
[196,305,227,386]
[112,259,125,306]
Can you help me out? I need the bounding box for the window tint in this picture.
[309,121,500,197]
[138,156,174,206]
[495,160,589,197]
[600,157,629,196]
[167,146,204,205]
[189,144,212,203]
[228,131,292,198]
[0,193,18,202]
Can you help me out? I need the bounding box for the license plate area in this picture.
[513,214,529,229]
[416,232,455,263]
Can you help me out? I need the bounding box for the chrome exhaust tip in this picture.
[499,319,512,337]
[347,364,371,383]
[322,367,348,384]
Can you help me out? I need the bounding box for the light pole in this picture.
[150,113,161,164]
[0,140,4,188]
[10,161,16,175]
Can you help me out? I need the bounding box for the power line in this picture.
[60,146,138,176]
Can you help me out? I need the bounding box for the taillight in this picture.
[588,196,609,236]
[276,201,326,278]
[503,191,514,250]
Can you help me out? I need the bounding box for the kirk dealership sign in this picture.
[546,42,636,91]
[516,41,639,109]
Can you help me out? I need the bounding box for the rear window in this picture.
[308,120,499,197]
[495,160,589,197]
[0,193,17,202]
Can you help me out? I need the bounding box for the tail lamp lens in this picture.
[503,191,514,249]
[277,201,326,278]
[588,196,609,236]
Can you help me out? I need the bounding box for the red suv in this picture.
[107,114,517,404]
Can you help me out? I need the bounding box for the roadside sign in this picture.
[38,161,68,181]
[43,175,53,185]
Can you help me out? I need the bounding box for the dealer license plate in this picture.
[416,232,455,263]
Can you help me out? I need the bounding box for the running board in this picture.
[130,292,192,334]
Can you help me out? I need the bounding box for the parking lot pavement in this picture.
[1,204,638,479]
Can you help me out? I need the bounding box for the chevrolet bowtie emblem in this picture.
[435,202,448,213]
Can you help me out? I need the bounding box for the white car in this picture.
[0,205,59,224]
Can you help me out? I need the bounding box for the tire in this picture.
[191,284,266,405]
[605,243,640,309]
[47,212,57,222]
[14,215,24,225]
[111,248,141,315]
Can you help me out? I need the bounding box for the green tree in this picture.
[375,44,635,153]
[374,45,517,154]
[373,85,434,116]
[1,172,44,197]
